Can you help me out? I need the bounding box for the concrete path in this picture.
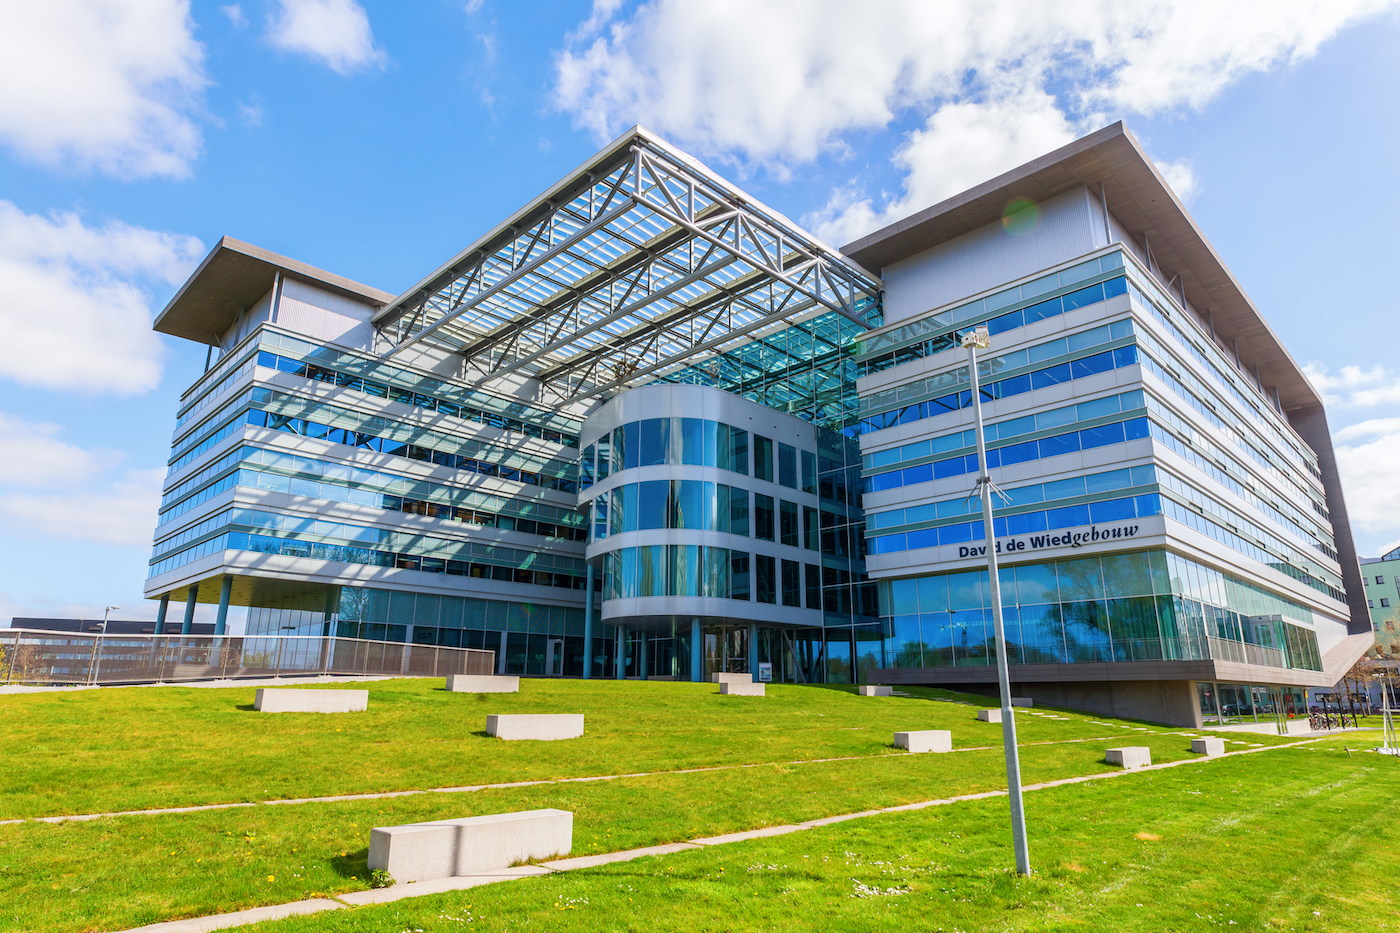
[103,736,1338,933]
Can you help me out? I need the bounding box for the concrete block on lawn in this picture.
[1191,737,1226,757]
[977,708,1002,723]
[254,688,368,713]
[1105,746,1152,769]
[720,681,764,696]
[858,685,893,697]
[447,674,519,693]
[1011,697,1034,707]
[368,809,573,883]
[485,714,584,740]
[893,730,952,753]
[710,672,753,685]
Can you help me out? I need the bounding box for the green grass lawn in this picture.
[0,677,1350,933]
[0,678,1236,819]
[233,735,1400,933]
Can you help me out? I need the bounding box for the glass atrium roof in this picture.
[373,128,882,419]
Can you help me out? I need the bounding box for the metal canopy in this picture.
[373,128,882,413]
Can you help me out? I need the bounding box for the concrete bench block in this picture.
[1105,746,1152,769]
[894,730,952,753]
[254,688,368,713]
[1191,737,1226,757]
[485,714,584,740]
[447,674,519,694]
[710,672,753,684]
[858,685,893,697]
[1011,697,1034,708]
[369,809,573,883]
[977,709,1002,723]
[720,681,764,696]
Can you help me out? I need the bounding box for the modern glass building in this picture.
[145,123,1372,724]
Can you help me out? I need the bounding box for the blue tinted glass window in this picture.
[902,463,933,486]
[730,429,748,474]
[1104,276,1128,298]
[729,488,750,535]
[939,523,973,545]
[680,418,704,465]
[996,440,1039,466]
[1134,493,1161,516]
[1046,504,1091,529]
[580,444,595,489]
[1038,432,1080,458]
[995,373,1032,398]
[988,309,1023,335]
[638,480,669,530]
[1089,497,1136,523]
[672,480,708,529]
[1113,345,1139,367]
[621,422,639,470]
[870,534,904,554]
[1080,421,1127,449]
[933,457,967,480]
[1031,362,1071,388]
[907,528,938,550]
[1022,296,1062,323]
[896,404,921,426]
[1063,282,1105,311]
[1125,417,1150,440]
[1070,350,1114,379]
[640,419,669,466]
[1005,511,1048,535]
[778,443,797,487]
[703,421,721,467]
[869,470,903,492]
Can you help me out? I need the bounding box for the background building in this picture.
[143,123,1372,722]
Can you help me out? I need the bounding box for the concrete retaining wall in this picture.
[893,730,952,753]
[485,714,584,740]
[254,688,368,713]
[447,675,519,693]
[368,809,573,883]
[720,682,764,696]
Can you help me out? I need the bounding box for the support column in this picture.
[690,619,702,683]
[582,567,595,679]
[321,587,337,637]
[638,630,648,680]
[615,627,625,680]
[155,594,170,634]
[214,575,232,636]
[497,630,508,675]
[181,584,199,635]
[748,622,759,682]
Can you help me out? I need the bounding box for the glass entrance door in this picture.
[545,638,564,677]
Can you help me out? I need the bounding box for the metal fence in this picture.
[1206,635,1285,669]
[0,630,495,686]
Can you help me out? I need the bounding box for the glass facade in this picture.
[877,549,1322,671]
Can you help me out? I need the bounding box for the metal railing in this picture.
[1206,635,1285,669]
[0,630,494,686]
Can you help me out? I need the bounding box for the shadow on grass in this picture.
[329,847,370,880]
[234,704,256,712]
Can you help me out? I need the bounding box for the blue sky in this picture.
[1,0,1398,624]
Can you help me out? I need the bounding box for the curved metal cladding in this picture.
[579,384,826,627]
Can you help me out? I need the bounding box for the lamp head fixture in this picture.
[961,325,991,349]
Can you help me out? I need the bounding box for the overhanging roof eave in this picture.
[841,122,1322,414]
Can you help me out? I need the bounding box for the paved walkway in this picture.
[110,736,1338,933]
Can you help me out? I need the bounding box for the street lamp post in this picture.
[89,606,119,685]
[962,325,1031,875]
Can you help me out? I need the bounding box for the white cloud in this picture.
[554,0,1395,242]
[0,413,121,489]
[1303,362,1400,409]
[267,0,386,75]
[237,99,265,128]
[0,468,164,547]
[0,0,207,179]
[222,3,248,27]
[0,200,205,395]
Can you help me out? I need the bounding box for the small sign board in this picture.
[757,662,773,683]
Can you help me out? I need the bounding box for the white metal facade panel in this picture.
[881,187,1103,325]
[275,278,377,351]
